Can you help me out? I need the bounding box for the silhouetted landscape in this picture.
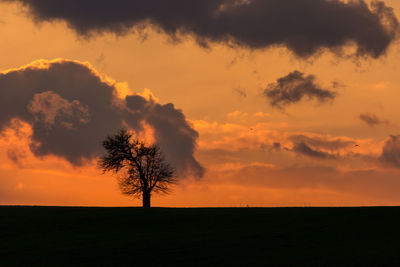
[2,206,400,266]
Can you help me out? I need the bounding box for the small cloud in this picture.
[289,134,355,151]
[232,87,247,98]
[331,80,345,89]
[95,53,105,66]
[272,142,281,150]
[379,135,400,168]
[253,112,271,118]
[288,134,357,160]
[359,112,389,127]
[264,71,337,109]
[292,141,336,160]
[7,149,27,167]
[226,110,248,120]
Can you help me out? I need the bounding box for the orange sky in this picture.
[1,0,400,206]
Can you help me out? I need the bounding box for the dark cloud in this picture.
[289,135,355,151]
[289,135,357,159]
[292,141,335,160]
[359,112,389,127]
[124,95,204,177]
[0,59,204,177]
[3,0,398,58]
[379,135,400,168]
[272,142,281,150]
[264,71,337,108]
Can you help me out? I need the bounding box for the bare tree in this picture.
[99,129,176,208]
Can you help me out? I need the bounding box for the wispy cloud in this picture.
[359,112,390,127]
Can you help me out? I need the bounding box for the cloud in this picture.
[289,134,360,160]
[264,71,337,108]
[379,135,400,168]
[6,149,27,166]
[232,87,247,98]
[272,142,281,150]
[226,110,248,121]
[3,0,398,58]
[124,95,204,177]
[289,134,356,151]
[0,59,203,177]
[359,112,389,127]
[28,91,90,130]
[292,141,336,160]
[211,163,400,203]
[191,118,381,160]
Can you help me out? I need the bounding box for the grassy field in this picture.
[1,206,400,266]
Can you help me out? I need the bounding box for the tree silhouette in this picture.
[99,129,175,208]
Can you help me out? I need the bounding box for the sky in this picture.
[1,0,400,207]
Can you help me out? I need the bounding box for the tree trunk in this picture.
[142,190,151,208]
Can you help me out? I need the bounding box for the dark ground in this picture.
[1,206,400,266]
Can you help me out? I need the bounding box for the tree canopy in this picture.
[99,129,175,207]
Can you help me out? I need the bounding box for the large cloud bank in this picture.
[0,59,204,177]
[3,0,398,58]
